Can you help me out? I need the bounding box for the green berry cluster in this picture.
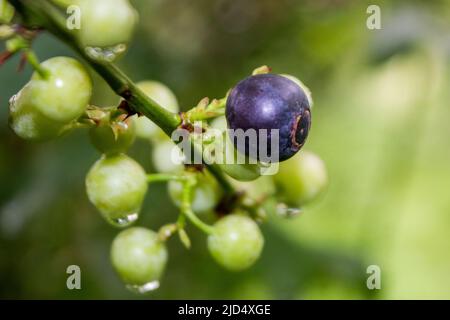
[2,0,329,293]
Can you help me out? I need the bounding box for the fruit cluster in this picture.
[2,0,328,293]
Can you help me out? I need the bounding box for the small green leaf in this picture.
[252,65,271,75]
[178,228,191,249]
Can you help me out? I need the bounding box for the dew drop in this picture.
[85,44,127,63]
[126,281,160,294]
[9,94,18,112]
[109,212,139,227]
[276,203,303,218]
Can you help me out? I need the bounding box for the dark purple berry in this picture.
[225,74,311,162]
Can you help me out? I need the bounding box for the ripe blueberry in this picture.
[226,74,311,162]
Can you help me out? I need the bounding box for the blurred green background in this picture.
[1,0,450,299]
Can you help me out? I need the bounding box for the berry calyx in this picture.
[226,74,311,162]
[207,214,264,271]
[111,227,168,289]
[85,154,148,227]
[89,117,136,155]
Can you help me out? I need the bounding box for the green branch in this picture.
[8,0,235,197]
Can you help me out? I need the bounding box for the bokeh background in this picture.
[1,0,450,299]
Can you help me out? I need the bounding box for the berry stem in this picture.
[147,173,189,184]
[181,180,214,235]
[24,49,48,78]
[7,0,237,200]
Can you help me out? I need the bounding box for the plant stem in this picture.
[147,173,187,184]
[8,0,236,198]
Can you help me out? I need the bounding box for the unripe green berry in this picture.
[89,118,136,155]
[203,130,261,182]
[76,0,138,49]
[210,116,227,132]
[208,214,264,271]
[152,138,184,173]
[221,162,261,182]
[29,57,92,122]
[274,151,328,206]
[231,175,276,203]
[219,138,261,182]
[9,86,66,141]
[168,172,222,214]
[111,227,168,288]
[86,154,148,227]
[135,81,179,140]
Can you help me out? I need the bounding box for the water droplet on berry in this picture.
[9,94,18,112]
[126,280,160,294]
[276,203,303,218]
[85,44,127,63]
[109,212,139,227]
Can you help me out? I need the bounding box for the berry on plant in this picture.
[27,57,92,123]
[274,151,328,207]
[85,154,148,227]
[9,56,92,141]
[281,74,313,107]
[9,86,66,141]
[226,74,311,162]
[111,227,168,291]
[89,117,136,155]
[220,160,261,182]
[2,0,326,293]
[168,172,222,214]
[75,0,138,49]
[152,138,184,173]
[203,131,261,182]
[207,214,264,271]
[210,116,228,132]
[135,81,179,140]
